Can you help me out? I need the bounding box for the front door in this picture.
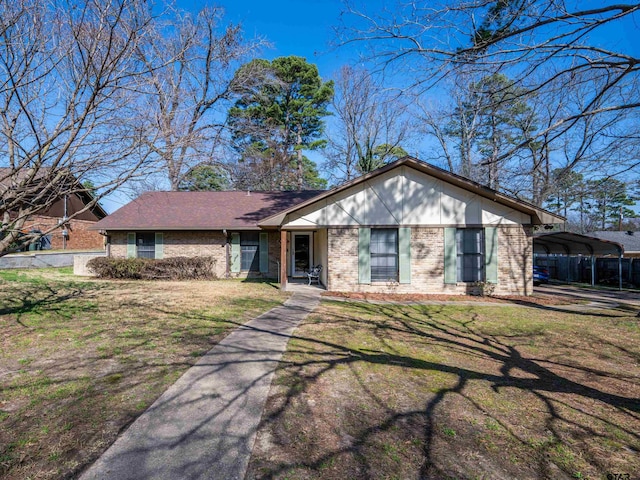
[292,233,312,277]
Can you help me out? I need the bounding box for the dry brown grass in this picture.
[0,268,288,479]
[248,299,640,480]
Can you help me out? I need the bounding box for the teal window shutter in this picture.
[259,232,269,273]
[444,228,457,284]
[485,227,498,283]
[358,228,371,284]
[127,233,136,258]
[230,233,240,273]
[398,227,411,284]
[154,233,164,259]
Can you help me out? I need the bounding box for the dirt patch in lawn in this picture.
[247,300,640,480]
[0,268,287,480]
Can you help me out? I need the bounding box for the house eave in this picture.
[89,226,264,232]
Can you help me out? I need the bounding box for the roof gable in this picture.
[260,157,564,227]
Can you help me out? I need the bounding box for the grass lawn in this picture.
[0,268,288,480]
[247,299,640,480]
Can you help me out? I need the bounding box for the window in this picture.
[137,232,155,259]
[240,232,260,271]
[370,228,398,282]
[456,228,484,282]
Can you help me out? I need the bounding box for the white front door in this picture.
[292,233,312,277]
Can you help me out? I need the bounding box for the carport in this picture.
[534,232,624,290]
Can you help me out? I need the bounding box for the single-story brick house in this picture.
[92,157,564,295]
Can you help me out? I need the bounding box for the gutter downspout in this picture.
[223,229,230,279]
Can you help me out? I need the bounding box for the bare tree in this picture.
[133,6,266,191]
[0,0,155,255]
[418,66,640,206]
[339,1,640,180]
[419,72,533,191]
[324,65,414,183]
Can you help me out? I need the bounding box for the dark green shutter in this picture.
[259,232,269,273]
[230,233,240,273]
[127,233,136,258]
[358,228,371,284]
[154,233,164,259]
[444,228,457,284]
[398,227,411,284]
[485,227,498,283]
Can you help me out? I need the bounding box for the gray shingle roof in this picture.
[588,231,640,253]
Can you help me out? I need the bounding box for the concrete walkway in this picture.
[80,289,321,480]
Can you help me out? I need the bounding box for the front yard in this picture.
[247,299,640,479]
[2,268,639,480]
[0,268,288,479]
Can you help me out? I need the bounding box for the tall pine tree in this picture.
[228,56,333,190]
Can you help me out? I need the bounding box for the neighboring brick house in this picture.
[1,168,107,250]
[92,157,564,295]
[24,192,107,250]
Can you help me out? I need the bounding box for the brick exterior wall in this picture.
[26,215,104,250]
[326,225,532,295]
[106,225,532,294]
[496,224,534,296]
[108,230,281,280]
[326,228,358,292]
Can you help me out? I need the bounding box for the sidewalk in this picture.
[80,290,320,480]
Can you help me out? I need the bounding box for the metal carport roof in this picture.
[534,232,624,289]
[534,232,624,256]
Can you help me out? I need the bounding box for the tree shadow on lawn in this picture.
[1,288,291,480]
[4,285,637,479]
[497,297,630,318]
[248,301,640,479]
[0,281,107,328]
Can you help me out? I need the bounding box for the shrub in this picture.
[139,256,217,280]
[87,256,217,280]
[469,281,496,297]
[87,257,148,279]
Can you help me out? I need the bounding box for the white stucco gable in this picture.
[283,165,532,228]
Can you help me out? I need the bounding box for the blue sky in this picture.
[100,1,639,213]
[215,0,640,81]
[218,0,355,79]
